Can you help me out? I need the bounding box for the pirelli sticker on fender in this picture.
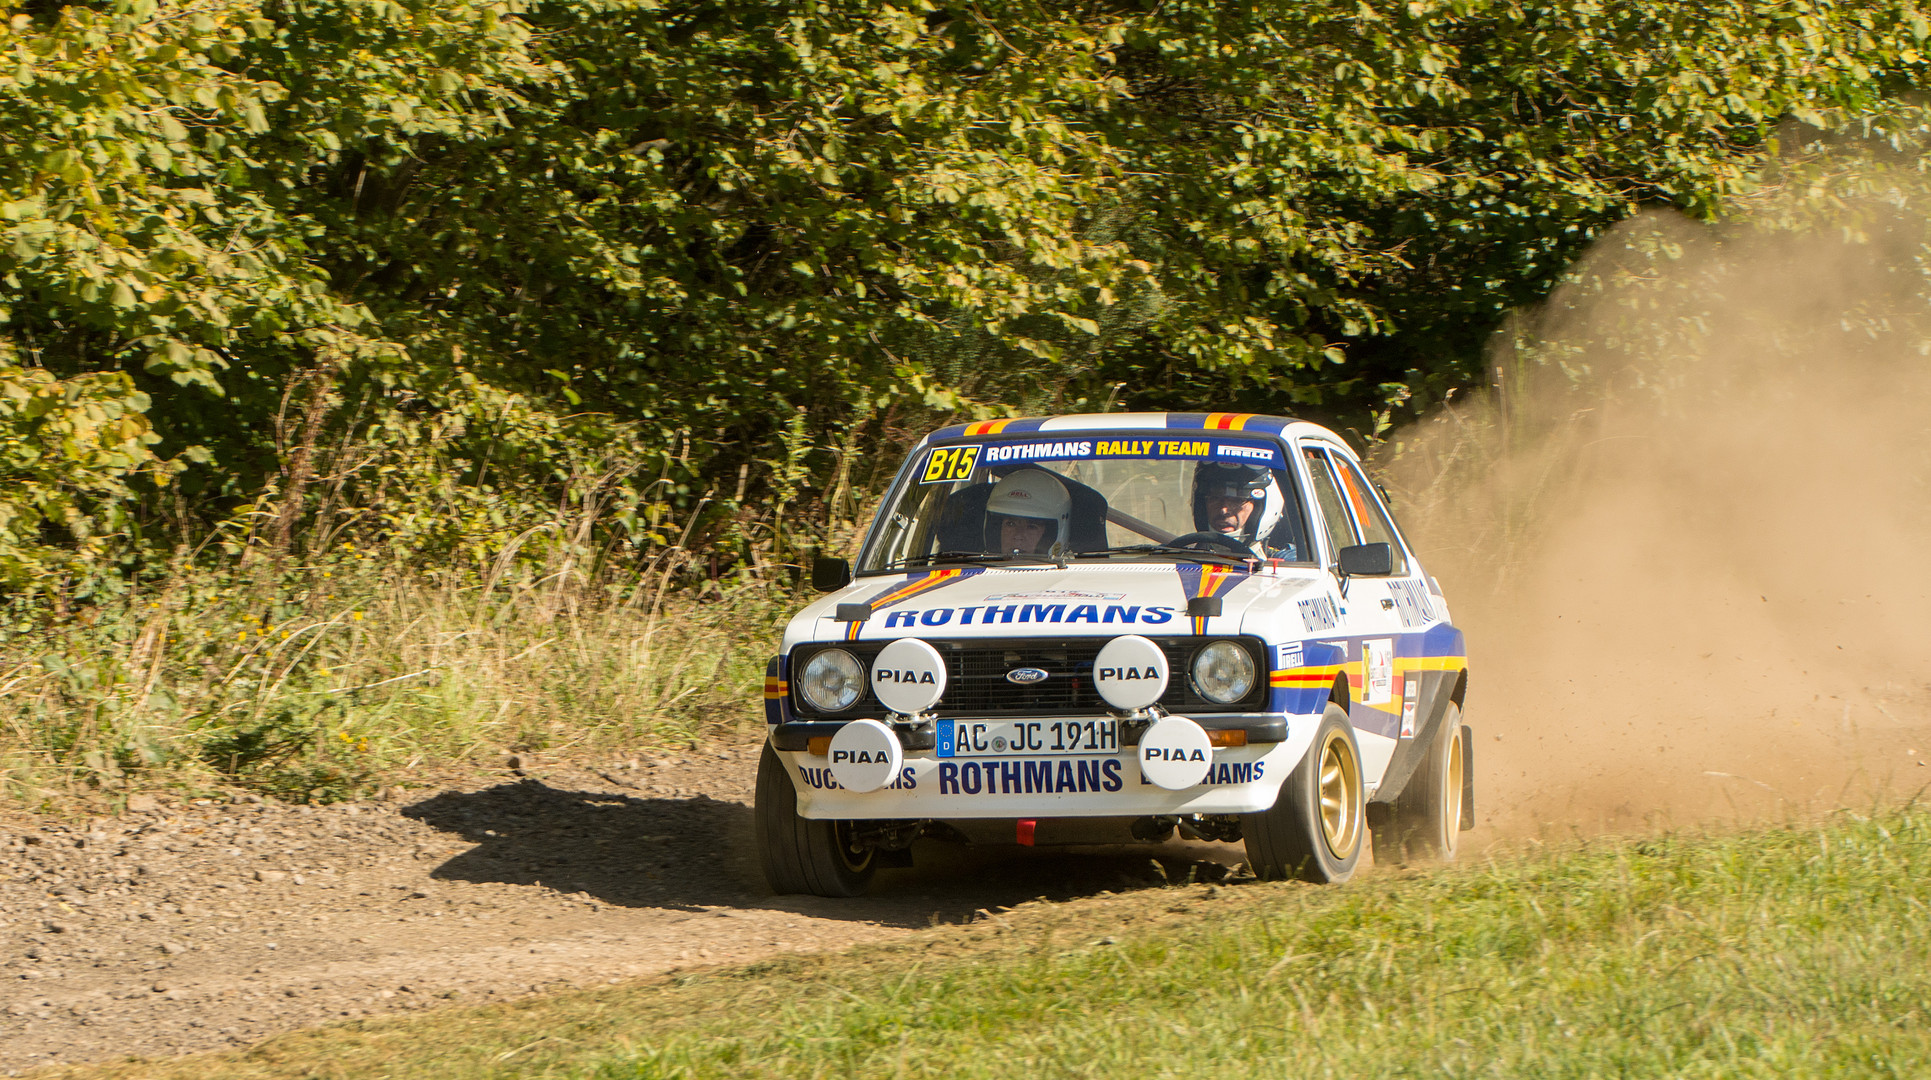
[921,444,981,483]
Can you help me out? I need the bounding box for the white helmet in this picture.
[1192,461,1289,557]
[984,470,1070,554]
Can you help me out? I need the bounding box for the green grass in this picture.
[57,808,1931,1080]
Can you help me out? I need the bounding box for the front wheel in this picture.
[1243,702,1364,883]
[754,743,876,897]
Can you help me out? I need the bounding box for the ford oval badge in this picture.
[1006,667,1049,685]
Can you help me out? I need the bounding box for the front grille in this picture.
[790,636,1267,719]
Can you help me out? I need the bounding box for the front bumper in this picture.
[774,712,1309,819]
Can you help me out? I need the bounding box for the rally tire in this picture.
[1375,702,1467,865]
[755,743,876,897]
[1243,702,1364,884]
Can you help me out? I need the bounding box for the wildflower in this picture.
[352,611,364,621]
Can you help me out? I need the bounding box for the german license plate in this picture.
[936,719,1118,758]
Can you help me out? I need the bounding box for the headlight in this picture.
[1191,641,1255,704]
[798,649,865,712]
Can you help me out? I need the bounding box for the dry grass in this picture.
[0,557,791,806]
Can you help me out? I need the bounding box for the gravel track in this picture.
[0,736,1242,1074]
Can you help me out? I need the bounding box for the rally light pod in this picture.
[871,637,948,715]
[1093,635,1169,712]
[827,718,904,793]
[1138,716,1214,790]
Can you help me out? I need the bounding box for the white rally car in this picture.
[756,413,1470,896]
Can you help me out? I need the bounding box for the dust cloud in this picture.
[1385,209,1931,838]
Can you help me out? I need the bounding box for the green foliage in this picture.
[3,0,1931,595]
[0,357,166,588]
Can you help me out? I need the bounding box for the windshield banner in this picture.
[922,438,1283,481]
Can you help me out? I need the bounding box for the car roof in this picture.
[924,412,1347,447]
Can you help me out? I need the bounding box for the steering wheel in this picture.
[1164,531,1254,556]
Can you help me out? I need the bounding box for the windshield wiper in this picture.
[881,550,1062,570]
[1076,543,1250,566]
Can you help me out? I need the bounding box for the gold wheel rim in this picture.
[1317,728,1362,858]
[1444,728,1464,852]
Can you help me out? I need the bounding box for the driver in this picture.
[1191,461,1295,559]
[984,470,1070,555]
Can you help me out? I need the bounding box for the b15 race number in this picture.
[921,444,981,483]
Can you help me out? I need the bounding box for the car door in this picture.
[1298,443,1410,788]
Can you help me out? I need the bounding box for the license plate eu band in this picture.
[936,719,1119,758]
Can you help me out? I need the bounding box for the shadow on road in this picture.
[404,779,1249,927]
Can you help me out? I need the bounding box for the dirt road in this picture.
[9,689,1924,1076]
[0,737,1243,1075]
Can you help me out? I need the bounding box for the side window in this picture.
[1332,454,1410,576]
[1301,448,1359,564]
[1263,466,1314,564]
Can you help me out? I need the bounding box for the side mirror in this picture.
[810,556,852,592]
[1337,542,1394,577]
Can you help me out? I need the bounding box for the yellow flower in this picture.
[352,611,364,621]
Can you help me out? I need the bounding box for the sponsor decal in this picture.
[878,603,1176,628]
[924,438,1284,468]
[985,440,1096,463]
[1138,716,1214,789]
[1214,444,1275,462]
[1298,596,1340,632]
[937,758,1125,795]
[1275,642,1304,669]
[1362,638,1395,706]
[871,637,948,715]
[1142,760,1268,786]
[1093,635,1170,710]
[1387,579,1436,627]
[1400,676,1421,738]
[798,765,917,792]
[827,717,905,792]
[981,589,1125,601]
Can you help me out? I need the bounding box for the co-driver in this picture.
[981,471,1070,556]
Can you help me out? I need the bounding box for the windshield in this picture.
[858,435,1313,573]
